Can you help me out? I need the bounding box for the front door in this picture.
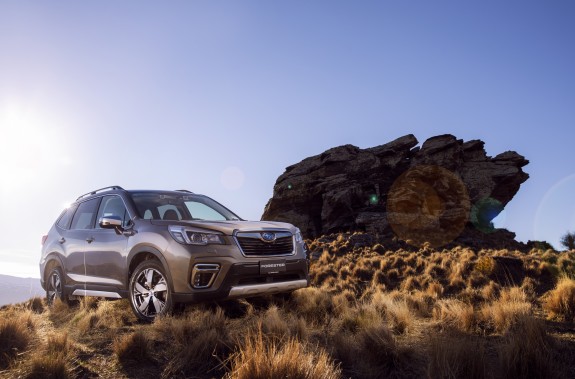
[83,195,130,289]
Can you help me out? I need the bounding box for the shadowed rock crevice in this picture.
[262,134,529,248]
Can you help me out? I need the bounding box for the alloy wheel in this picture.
[131,268,169,318]
[47,270,62,305]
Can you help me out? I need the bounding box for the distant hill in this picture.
[0,274,44,306]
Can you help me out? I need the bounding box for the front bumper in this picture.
[172,258,309,303]
[227,279,308,298]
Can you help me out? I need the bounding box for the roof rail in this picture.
[76,186,125,200]
[175,189,194,194]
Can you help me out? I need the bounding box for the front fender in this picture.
[127,244,175,292]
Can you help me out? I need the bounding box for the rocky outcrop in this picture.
[262,134,529,247]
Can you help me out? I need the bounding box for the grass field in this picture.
[1,232,574,378]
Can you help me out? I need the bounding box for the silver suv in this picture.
[40,186,309,321]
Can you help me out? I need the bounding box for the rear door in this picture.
[63,198,101,284]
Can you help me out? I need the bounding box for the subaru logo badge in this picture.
[261,232,276,242]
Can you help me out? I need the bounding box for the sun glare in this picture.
[0,101,71,193]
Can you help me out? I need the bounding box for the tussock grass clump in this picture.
[74,299,135,336]
[262,305,293,339]
[557,252,575,276]
[330,322,420,378]
[338,303,383,334]
[25,297,45,314]
[0,317,33,368]
[480,287,531,333]
[27,332,69,379]
[79,295,100,311]
[426,281,444,298]
[27,356,68,379]
[225,329,341,379]
[370,291,414,334]
[114,330,151,363]
[433,299,476,333]
[48,299,73,325]
[291,287,335,321]
[499,316,555,379]
[428,334,486,379]
[543,277,575,321]
[480,281,501,301]
[154,307,232,378]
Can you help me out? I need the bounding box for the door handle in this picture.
[58,237,66,244]
[86,237,95,243]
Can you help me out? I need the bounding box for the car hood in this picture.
[149,219,297,235]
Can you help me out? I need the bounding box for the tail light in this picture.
[41,235,48,246]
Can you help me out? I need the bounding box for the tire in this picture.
[129,260,173,322]
[45,266,68,306]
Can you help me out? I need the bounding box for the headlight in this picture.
[169,225,224,245]
[295,228,304,244]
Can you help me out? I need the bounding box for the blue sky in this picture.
[1,1,574,278]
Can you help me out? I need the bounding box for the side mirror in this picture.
[99,215,123,230]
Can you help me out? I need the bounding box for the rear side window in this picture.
[56,205,77,229]
[70,198,100,230]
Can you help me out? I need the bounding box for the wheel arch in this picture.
[127,245,174,292]
[41,253,65,290]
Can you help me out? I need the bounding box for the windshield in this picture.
[129,192,241,221]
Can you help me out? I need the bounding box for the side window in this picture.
[158,205,181,220]
[70,198,100,230]
[56,205,77,229]
[96,196,129,228]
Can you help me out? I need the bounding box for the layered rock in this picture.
[262,134,529,247]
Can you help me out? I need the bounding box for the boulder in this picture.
[262,134,529,248]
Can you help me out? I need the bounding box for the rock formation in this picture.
[262,134,529,248]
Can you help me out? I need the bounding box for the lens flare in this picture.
[470,197,504,234]
[534,174,575,248]
[387,165,470,248]
[220,166,245,191]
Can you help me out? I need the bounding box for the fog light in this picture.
[191,264,220,288]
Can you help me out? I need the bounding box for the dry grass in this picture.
[428,334,486,379]
[480,287,532,333]
[114,330,151,363]
[543,277,575,321]
[25,297,45,314]
[152,307,232,378]
[225,329,341,379]
[499,315,555,379]
[1,232,574,378]
[27,332,70,379]
[0,316,33,368]
[433,299,476,333]
[74,299,135,334]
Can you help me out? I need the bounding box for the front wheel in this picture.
[129,260,173,322]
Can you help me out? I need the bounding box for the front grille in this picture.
[236,231,294,256]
